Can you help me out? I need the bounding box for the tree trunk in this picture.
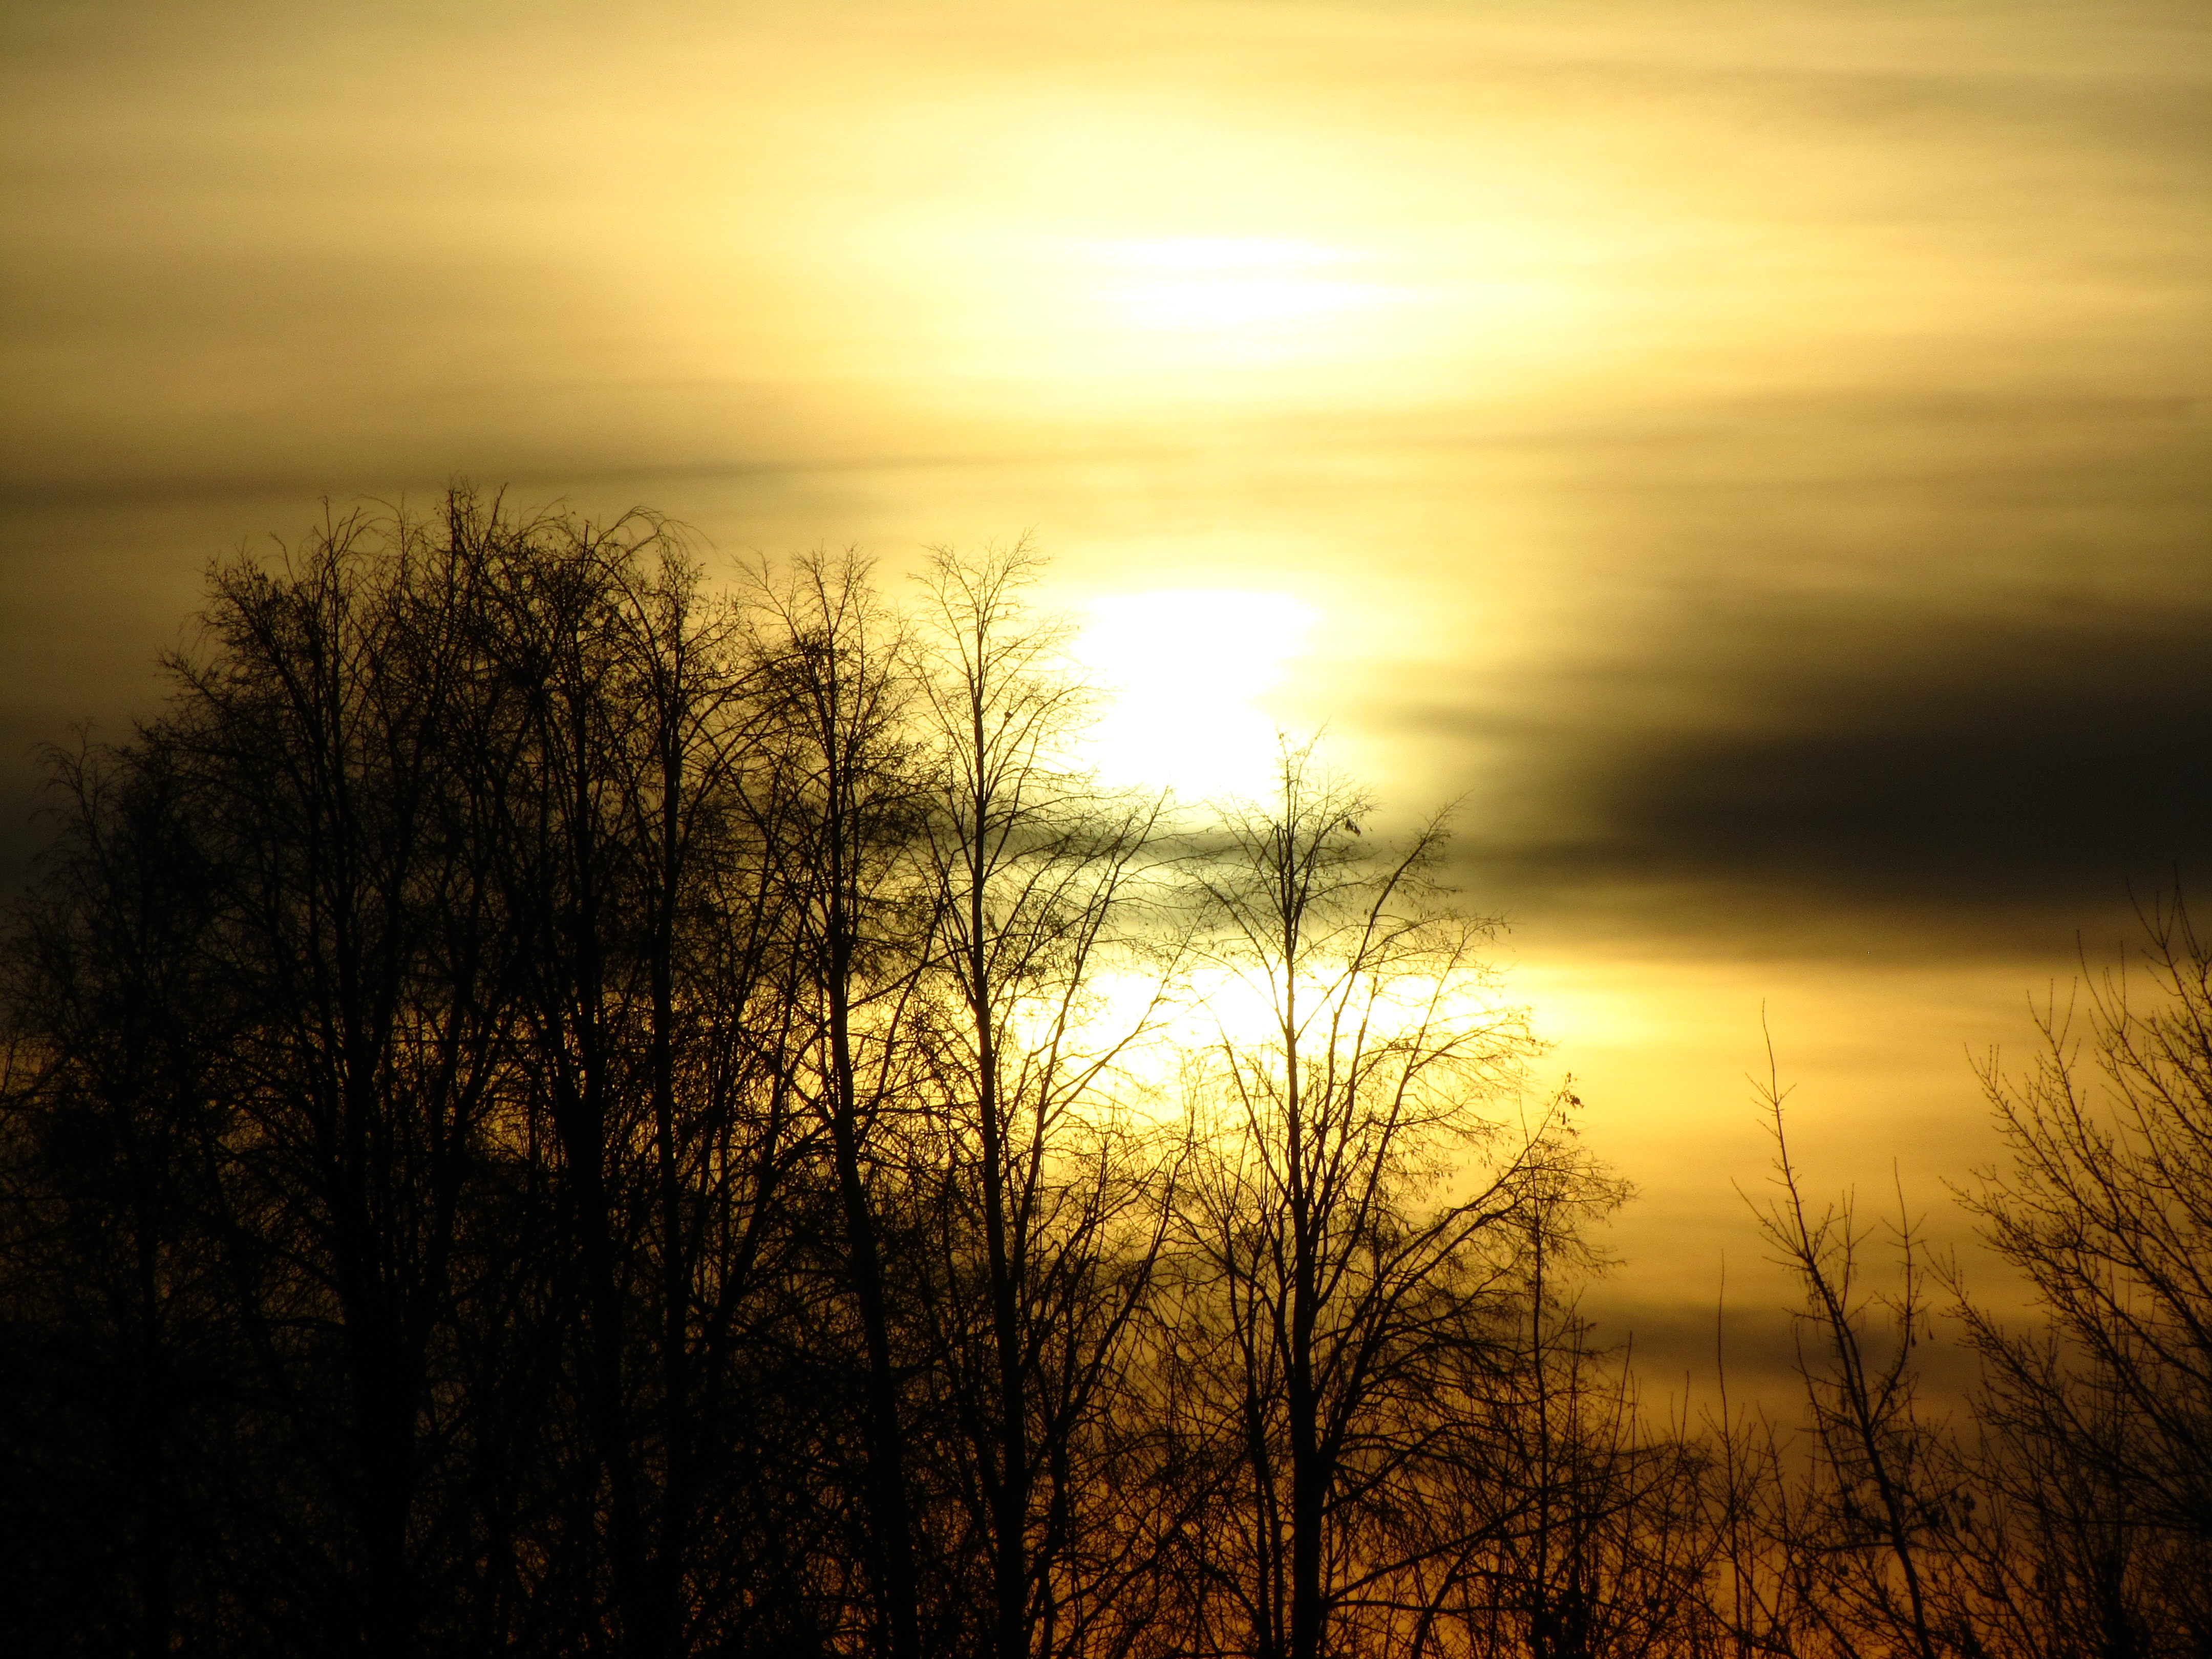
[827,916,921,1659]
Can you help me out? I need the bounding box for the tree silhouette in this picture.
[1949,894,2212,1656]
[1160,746,1601,1659]
[28,485,2201,1658]
[739,548,934,1659]
[906,545,1184,1659]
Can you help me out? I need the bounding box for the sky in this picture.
[4,0,2207,1376]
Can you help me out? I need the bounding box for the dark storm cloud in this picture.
[1460,592,2212,939]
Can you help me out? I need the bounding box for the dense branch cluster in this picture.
[0,494,2205,1658]
[1708,927,2212,1659]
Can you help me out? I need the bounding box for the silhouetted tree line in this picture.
[1,494,2204,1657]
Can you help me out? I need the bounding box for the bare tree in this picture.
[1458,1217,1714,1659]
[1950,892,2212,1656]
[0,732,239,1658]
[481,494,810,1655]
[1743,1056,1975,1659]
[163,500,538,1657]
[906,546,1185,1659]
[740,549,937,1659]
[1165,744,1593,1659]
[0,492,846,1657]
[1687,1272,1817,1659]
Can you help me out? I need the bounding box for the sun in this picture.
[1071,588,1318,799]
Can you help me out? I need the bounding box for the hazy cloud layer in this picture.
[5,0,2207,956]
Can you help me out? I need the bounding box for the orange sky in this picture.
[4,0,2207,1380]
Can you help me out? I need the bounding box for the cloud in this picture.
[1452,587,2212,945]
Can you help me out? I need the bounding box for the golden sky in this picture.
[4,0,2207,1366]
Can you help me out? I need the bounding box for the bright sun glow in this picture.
[1072,588,1318,799]
[1018,956,1519,1114]
[1087,237,1402,332]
